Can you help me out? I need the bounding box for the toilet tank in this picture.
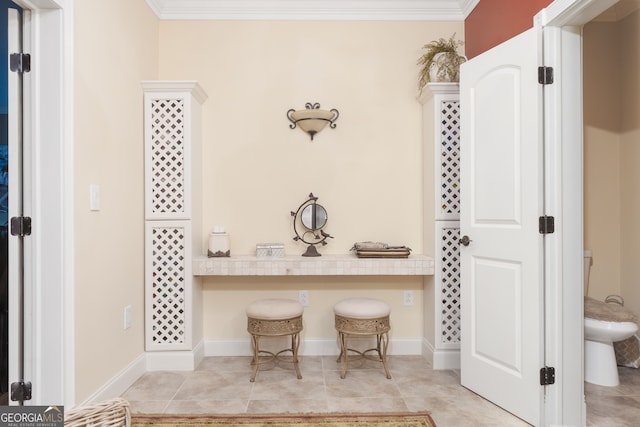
[584,249,592,295]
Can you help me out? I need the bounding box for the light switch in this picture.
[124,305,132,330]
[89,184,100,211]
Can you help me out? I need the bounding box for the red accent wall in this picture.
[464,0,553,59]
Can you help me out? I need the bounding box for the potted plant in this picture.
[417,33,466,93]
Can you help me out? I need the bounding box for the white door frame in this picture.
[536,0,620,425]
[10,0,73,406]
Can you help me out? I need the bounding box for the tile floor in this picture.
[122,355,640,426]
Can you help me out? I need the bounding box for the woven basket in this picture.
[64,397,131,427]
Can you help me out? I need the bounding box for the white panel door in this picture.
[460,28,544,426]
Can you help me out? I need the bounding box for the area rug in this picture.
[131,412,436,426]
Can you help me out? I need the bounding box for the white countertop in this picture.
[193,254,434,276]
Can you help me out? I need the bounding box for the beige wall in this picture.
[158,21,462,342]
[74,1,159,403]
[71,8,461,400]
[619,9,640,315]
[583,19,622,300]
[584,10,640,316]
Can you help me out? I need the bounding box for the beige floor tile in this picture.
[296,356,325,372]
[585,395,640,427]
[196,356,254,372]
[173,371,253,400]
[120,355,640,425]
[122,371,188,401]
[324,369,400,398]
[249,370,326,400]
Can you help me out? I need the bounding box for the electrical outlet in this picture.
[124,305,132,330]
[299,290,309,306]
[403,290,414,306]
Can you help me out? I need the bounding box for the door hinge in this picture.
[10,216,32,237]
[540,366,556,385]
[10,381,32,401]
[539,215,555,234]
[10,52,31,73]
[538,66,554,85]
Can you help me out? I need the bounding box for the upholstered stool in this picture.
[246,298,304,382]
[334,297,391,379]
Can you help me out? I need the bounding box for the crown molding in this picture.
[145,0,480,21]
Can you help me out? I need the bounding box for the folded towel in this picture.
[351,241,388,251]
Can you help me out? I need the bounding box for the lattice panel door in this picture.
[146,222,192,351]
[439,100,460,218]
[438,223,460,346]
[148,98,187,218]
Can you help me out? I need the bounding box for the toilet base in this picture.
[585,339,620,386]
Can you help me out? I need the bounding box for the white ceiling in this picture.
[145,0,480,21]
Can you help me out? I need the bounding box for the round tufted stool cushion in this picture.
[246,298,304,321]
[246,298,303,382]
[334,298,391,379]
[334,297,391,319]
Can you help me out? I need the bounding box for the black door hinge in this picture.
[10,381,32,401]
[540,366,555,385]
[538,66,554,85]
[539,215,555,234]
[10,52,31,73]
[10,216,32,237]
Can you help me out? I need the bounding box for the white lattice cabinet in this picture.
[143,81,207,353]
[420,83,461,369]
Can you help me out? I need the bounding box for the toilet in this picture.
[583,250,638,386]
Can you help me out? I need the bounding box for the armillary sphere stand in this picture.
[290,193,333,257]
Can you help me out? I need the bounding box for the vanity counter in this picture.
[193,254,434,276]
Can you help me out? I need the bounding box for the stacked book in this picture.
[351,242,412,258]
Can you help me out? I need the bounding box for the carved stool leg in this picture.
[336,332,345,364]
[380,331,391,379]
[339,332,349,379]
[250,334,260,382]
[291,332,302,379]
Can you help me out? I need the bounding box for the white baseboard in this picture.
[389,338,423,355]
[422,338,460,369]
[203,338,251,356]
[146,340,206,371]
[433,348,460,369]
[422,338,435,365]
[76,353,147,407]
